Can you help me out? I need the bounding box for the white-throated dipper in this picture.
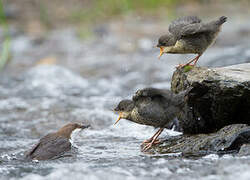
[157,16,227,67]
[25,123,90,160]
[114,88,187,151]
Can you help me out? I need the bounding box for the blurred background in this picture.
[1,1,250,179]
[1,0,250,74]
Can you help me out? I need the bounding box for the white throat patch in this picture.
[70,128,82,144]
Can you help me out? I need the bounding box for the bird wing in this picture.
[135,95,178,127]
[133,88,174,104]
[133,88,174,121]
[169,16,202,39]
[178,23,212,37]
[26,135,71,160]
[41,137,71,159]
[25,133,54,158]
[137,98,166,121]
[26,142,41,158]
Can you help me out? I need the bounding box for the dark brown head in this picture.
[156,34,176,59]
[56,123,90,139]
[114,100,135,124]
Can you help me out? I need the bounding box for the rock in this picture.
[171,63,250,134]
[238,144,250,156]
[152,124,250,156]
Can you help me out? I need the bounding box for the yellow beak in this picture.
[114,113,122,125]
[158,47,164,59]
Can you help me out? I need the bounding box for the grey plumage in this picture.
[157,16,227,65]
[168,16,202,40]
[115,88,186,128]
[114,88,188,151]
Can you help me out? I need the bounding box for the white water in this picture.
[1,28,250,180]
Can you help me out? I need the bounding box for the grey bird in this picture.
[114,88,187,151]
[25,123,90,160]
[157,16,227,67]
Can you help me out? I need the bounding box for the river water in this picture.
[1,20,250,179]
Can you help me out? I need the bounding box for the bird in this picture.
[114,87,188,152]
[25,123,90,160]
[156,16,227,67]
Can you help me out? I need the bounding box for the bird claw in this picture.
[175,64,184,69]
[142,138,153,144]
[142,138,160,145]
[141,139,161,152]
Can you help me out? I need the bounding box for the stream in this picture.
[1,20,250,179]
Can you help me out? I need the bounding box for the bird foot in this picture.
[142,138,152,144]
[176,63,195,69]
[142,138,160,145]
[141,139,161,152]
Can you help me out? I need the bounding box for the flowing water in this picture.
[1,21,250,180]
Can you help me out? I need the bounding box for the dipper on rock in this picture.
[157,16,227,67]
[25,123,90,160]
[114,88,187,151]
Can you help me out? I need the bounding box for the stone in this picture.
[238,144,250,156]
[171,63,250,134]
[153,124,250,156]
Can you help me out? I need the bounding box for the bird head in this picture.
[156,34,176,59]
[56,123,90,139]
[113,100,135,125]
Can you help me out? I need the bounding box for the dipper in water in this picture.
[25,123,90,160]
[114,88,187,152]
[156,16,227,67]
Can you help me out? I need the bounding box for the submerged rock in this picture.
[171,63,250,134]
[153,124,250,155]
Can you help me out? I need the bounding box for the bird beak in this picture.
[158,47,164,59]
[114,112,122,125]
[81,125,91,129]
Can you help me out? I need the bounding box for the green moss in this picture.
[183,65,194,72]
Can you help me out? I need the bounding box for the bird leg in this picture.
[192,54,201,66]
[188,54,202,66]
[176,54,201,68]
[142,128,163,144]
[142,128,164,152]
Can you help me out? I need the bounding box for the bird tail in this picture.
[216,16,227,25]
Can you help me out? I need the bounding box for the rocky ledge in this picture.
[154,124,250,156]
[149,63,250,155]
[172,63,250,134]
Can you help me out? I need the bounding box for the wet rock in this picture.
[171,63,250,134]
[238,144,250,156]
[153,124,250,155]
